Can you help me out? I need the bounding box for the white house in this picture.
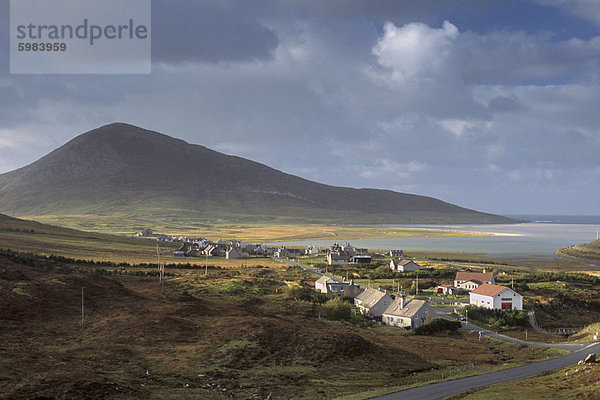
[382,297,435,329]
[354,288,393,318]
[226,247,245,259]
[305,245,320,255]
[315,276,334,293]
[274,247,290,258]
[390,259,420,272]
[389,250,403,257]
[469,283,523,310]
[315,276,352,296]
[454,271,494,291]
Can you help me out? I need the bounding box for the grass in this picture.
[334,341,568,400]
[557,239,600,261]
[0,252,567,400]
[17,212,497,240]
[571,323,600,343]
[443,363,600,399]
[4,215,600,397]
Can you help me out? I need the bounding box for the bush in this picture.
[321,296,354,321]
[414,318,461,335]
[284,287,328,304]
[463,305,529,328]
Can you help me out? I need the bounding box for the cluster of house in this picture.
[313,269,524,330]
[314,275,434,329]
[325,243,405,266]
[172,239,279,259]
[170,240,325,260]
[436,270,523,311]
[355,288,435,329]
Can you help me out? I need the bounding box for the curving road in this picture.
[371,324,599,400]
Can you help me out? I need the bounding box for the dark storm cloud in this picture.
[151,0,278,64]
[487,96,526,113]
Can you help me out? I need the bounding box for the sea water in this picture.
[270,219,600,259]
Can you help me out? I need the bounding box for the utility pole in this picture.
[156,242,160,272]
[416,272,419,296]
[157,243,165,292]
[81,286,85,324]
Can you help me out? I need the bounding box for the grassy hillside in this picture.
[557,239,600,261]
[0,251,562,400]
[0,213,178,264]
[15,212,499,238]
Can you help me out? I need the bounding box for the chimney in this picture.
[400,294,405,308]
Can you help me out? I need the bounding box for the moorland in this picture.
[2,213,600,399]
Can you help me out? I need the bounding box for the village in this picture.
[144,228,525,332]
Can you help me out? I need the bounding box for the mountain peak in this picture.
[0,123,513,225]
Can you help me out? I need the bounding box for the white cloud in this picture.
[439,119,477,137]
[371,20,460,85]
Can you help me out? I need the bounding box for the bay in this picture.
[269,223,600,259]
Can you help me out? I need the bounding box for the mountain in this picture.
[0,123,513,227]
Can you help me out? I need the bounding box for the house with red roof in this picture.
[469,283,523,311]
[454,271,494,291]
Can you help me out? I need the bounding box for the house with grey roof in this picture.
[382,297,435,329]
[389,249,403,257]
[315,276,353,296]
[327,252,348,265]
[305,245,320,255]
[390,259,420,272]
[354,288,393,319]
[226,246,245,259]
[315,276,335,293]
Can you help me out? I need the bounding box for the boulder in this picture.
[583,353,596,364]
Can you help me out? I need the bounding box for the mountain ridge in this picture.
[0,123,514,226]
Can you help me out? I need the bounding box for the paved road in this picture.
[373,342,600,400]
[372,323,599,400]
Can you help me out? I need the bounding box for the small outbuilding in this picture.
[390,259,420,272]
[352,255,372,264]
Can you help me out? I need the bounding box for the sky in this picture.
[0,0,599,216]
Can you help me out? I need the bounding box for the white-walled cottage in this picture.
[390,259,420,272]
[469,283,523,311]
[354,288,393,318]
[382,297,435,329]
[454,271,494,291]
